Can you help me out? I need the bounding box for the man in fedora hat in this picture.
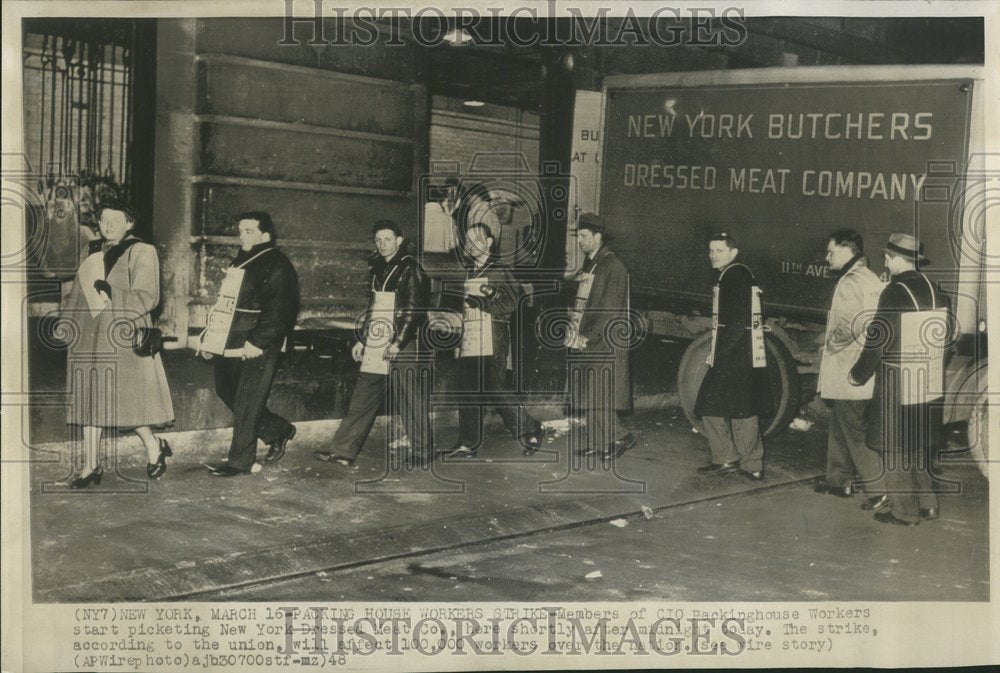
[849,233,952,525]
[567,213,635,461]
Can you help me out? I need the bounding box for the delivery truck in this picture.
[596,65,989,472]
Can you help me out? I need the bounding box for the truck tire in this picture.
[677,332,800,438]
[967,389,989,480]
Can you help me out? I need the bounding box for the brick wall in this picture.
[428,97,542,261]
[430,96,540,175]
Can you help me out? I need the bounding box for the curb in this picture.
[31,392,681,467]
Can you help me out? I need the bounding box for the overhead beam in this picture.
[746,17,911,64]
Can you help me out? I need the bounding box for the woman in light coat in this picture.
[59,203,174,488]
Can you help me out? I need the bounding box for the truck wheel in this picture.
[967,389,989,480]
[677,332,800,438]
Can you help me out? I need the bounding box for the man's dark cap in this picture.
[577,212,605,233]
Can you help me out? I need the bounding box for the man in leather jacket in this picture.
[315,220,432,467]
[206,211,299,477]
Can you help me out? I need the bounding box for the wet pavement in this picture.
[29,407,988,603]
[214,472,988,603]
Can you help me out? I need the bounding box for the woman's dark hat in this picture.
[880,233,930,264]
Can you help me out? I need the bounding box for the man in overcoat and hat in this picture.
[694,232,772,480]
[567,213,635,461]
[849,233,951,525]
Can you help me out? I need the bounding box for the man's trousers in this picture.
[457,354,539,449]
[702,415,763,472]
[826,398,885,492]
[884,445,939,523]
[332,356,431,460]
[569,357,630,453]
[215,348,292,471]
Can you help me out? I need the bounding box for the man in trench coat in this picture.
[568,213,635,461]
[849,233,951,525]
[815,229,887,504]
[694,232,772,480]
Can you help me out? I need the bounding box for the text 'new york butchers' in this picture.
[627,112,934,141]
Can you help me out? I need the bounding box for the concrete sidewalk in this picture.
[30,406,833,602]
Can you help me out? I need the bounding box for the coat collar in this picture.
[583,245,612,271]
[95,235,142,277]
[233,240,276,267]
[835,254,865,280]
[590,245,612,263]
[89,234,139,255]
[716,261,751,281]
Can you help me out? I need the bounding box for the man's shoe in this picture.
[265,424,297,464]
[601,432,636,461]
[313,451,356,467]
[861,494,890,511]
[208,464,249,478]
[519,428,545,455]
[742,469,764,481]
[919,507,940,521]
[874,511,918,526]
[696,461,739,476]
[604,433,637,460]
[814,481,852,497]
[443,444,477,459]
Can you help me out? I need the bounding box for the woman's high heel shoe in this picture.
[70,466,104,489]
[147,438,173,479]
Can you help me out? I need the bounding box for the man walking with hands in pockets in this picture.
[814,229,887,505]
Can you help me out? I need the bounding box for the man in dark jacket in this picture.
[206,211,299,477]
[442,223,543,458]
[694,232,772,480]
[849,233,950,525]
[314,220,432,467]
[569,213,635,461]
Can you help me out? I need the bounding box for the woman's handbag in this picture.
[122,243,164,357]
[133,327,163,357]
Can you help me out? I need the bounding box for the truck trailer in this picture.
[595,65,989,473]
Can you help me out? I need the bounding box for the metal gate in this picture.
[22,24,135,189]
[21,20,149,278]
